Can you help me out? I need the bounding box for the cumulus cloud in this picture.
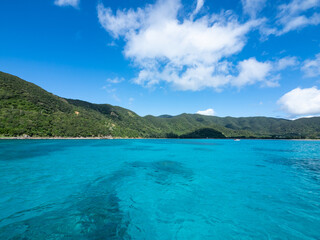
[302,53,320,77]
[196,108,215,116]
[54,0,79,8]
[232,58,272,87]
[275,0,320,35]
[98,0,270,91]
[241,0,266,18]
[278,87,320,116]
[231,57,298,88]
[98,0,298,91]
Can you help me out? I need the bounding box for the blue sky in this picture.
[1,0,320,118]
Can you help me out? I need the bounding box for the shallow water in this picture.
[0,139,320,239]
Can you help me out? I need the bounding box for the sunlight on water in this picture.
[0,139,320,239]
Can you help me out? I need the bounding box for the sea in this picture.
[0,139,319,239]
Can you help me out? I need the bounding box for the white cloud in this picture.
[241,0,266,18]
[276,0,320,35]
[129,97,134,105]
[232,58,272,87]
[196,108,215,116]
[278,87,320,116]
[98,0,300,91]
[231,57,297,88]
[278,0,320,17]
[54,0,79,8]
[106,77,124,84]
[192,0,205,17]
[122,10,258,66]
[102,86,121,102]
[98,0,267,91]
[97,4,146,38]
[275,56,299,71]
[302,53,320,77]
[102,86,116,93]
[280,13,320,34]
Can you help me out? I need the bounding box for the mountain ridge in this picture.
[1,71,320,139]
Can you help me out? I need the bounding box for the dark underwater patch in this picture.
[265,155,320,181]
[176,140,222,146]
[254,147,298,153]
[0,140,91,161]
[91,140,132,148]
[193,147,213,152]
[0,157,194,239]
[129,160,194,184]
[125,145,165,151]
[0,169,133,239]
[0,141,66,161]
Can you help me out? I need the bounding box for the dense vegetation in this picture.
[1,71,320,139]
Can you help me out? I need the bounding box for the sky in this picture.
[1,0,320,118]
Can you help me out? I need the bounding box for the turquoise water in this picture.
[0,140,320,239]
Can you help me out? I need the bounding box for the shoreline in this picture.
[0,137,320,141]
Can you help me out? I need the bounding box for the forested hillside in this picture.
[1,71,320,139]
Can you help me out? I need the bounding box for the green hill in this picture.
[1,71,320,139]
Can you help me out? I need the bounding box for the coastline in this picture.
[0,136,114,140]
[1,136,320,140]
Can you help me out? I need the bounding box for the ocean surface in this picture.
[0,139,319,239]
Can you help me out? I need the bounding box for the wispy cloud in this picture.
[241,0,266,18]
[278,87,320,116]
[128,97,134,105]
[102,86,116,93]
[196,108,215,116]
[102,77,125,102]
[276,0,320,35]
[302,53,320,77]
[274,56,299,71]
[97,5,145,38]
[54,0,79,8]
[102,86,121,102]
[258,0,320,36]
[106,77,124,84]
[191,0,205,18]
